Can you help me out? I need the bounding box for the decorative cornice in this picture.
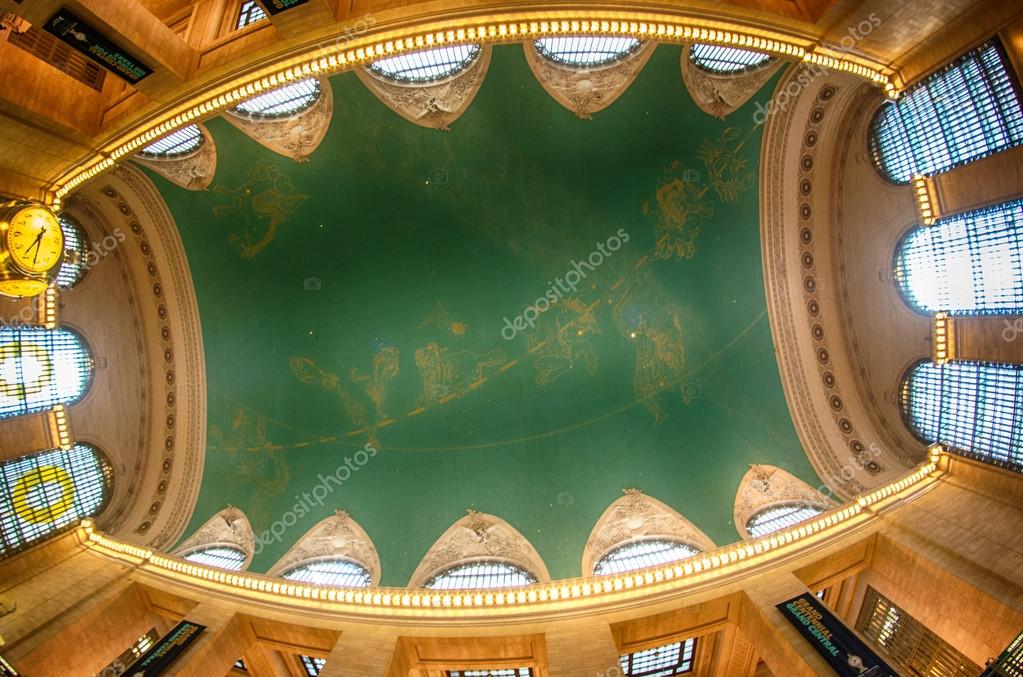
[523,41,655,119]
[355,46,491,130]
[582,489,716,575]
[222,78,334,160]
[408,510,551,587]
[266,511,381,585]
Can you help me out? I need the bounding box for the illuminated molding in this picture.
[78,455,942,616]
[39,284,58,329]
[48,13,895,203]
[48,404,73,450]
[912,175,939,225]
[932,313,956,365]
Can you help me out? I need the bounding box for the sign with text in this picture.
[122,621,205,676]
[44,9,152,83]
[258,0,310,15]
[776,593,897,676]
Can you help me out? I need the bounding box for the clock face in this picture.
[0,278,49,299]
[6,206,64,274]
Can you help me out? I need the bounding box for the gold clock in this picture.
[0,201,65,299]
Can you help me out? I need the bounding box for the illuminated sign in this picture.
[122,621,205,675]
[44,9,153,83]
[776,593,896,676]
[258,0,310,15]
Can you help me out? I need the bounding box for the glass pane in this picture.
[620,638,697,676]
[283,559,372,587]
[183,546,247,570]
[300,656,326,676]
[424,561,536,589]
[0,326,93,419]
[690,44,770,73]
[594,540,699,575]
[234,79,321,118]
[56,214,91,289]
[534,36,642,67]
[0,444,111,556]
[369,45,480,83]
[746,504,823,538]
[869,40,1023,184]
[139,125,203,158]
[895,199,1023,314]
[237,1,267,29]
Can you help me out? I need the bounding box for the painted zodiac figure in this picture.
[699,127,755,203]
[213,162,309,258]
[647,162,713,261]
[414,342,506,406]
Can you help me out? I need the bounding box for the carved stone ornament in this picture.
[680,45,784,119]
[132,124,217,191]
[407,510,550,587]
[733,464,834,540]
[523,41,656,119]
[172,505,255,570]
[222,77,333,161]
[581,489,716,575]
[355,46,492,131]
[266,510,381,584]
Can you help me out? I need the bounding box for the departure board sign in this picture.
[122,621,205,675]
[777,593,897,676]
[44,9,153,83]
[258,0,310,15]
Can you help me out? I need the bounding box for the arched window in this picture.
[619,638,696,676]
[282,559,372,587]
[593,539,699,576]
[0,444,112,556]
[368,44,481,83]
[139,125,204,158]
[234,78,321,118]
[895,199,1023,315]
[423,561,537,590]
[300,656,326,676]
[182,546,247,570]
[0,326,93,420]
[533,36,642,68]
[56,214,91,289]
[901,361,1022,469]
[746,504,824,538]
[869,40,1023,184]
[237,0,267,29]
[689,44,771,73]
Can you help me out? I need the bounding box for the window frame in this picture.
[181,545,248,571]
[281,557,373,588]
[422,559,538,590]
[366,44,482,85]
[56,213,92,290]
[619,638,697,676]
[533,35,644,69]
[231,78,322,120]
[745,503,825,539]
[137,125,205,160]
[689,44,772,74]
[0,325,95,421]
[592,538,700,576]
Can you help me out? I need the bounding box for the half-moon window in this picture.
[282,558,372,587]
[234,78,321,118]
[0,326,93,420]
[690,44,771,73]
[593,539,699,576]
[0,444,112,557]
[894,199,1023,315]
[56,214,91,289]
[534,36,642,68]
[619,638,696,676]
[423,560,537,589]
[746,504,824,538]
[901,360,1022,471]
[868,40,1023,184]
[368,45,481,84]
[139,125,204,158]
[182,546,247,570]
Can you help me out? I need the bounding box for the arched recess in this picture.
[355,46,492,131]
[173,505,255,570]
[132,124,217,191]
[732,464,833,540]
[407,510,550,587]
[759,65,923,501]
[523,38,655,119]
[581,489,715,576]
[266,510,380,585]
[66,164,206,549]
[222,78,334,161]
[681,44,783,119]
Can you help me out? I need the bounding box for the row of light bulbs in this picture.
[52,14,896,204]
[80,447,943,614]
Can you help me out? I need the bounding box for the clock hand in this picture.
[24,229,44,260]
[31,227,46,265]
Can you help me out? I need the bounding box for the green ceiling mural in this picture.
[150,44,821,584]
